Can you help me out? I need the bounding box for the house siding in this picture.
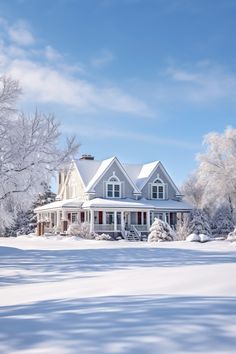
[93,160,135,199]
[62,166,86,200]
[142,165,176,199]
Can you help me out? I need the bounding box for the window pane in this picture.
[108,190,113,197]
[158,186,164,198]
[107,184,113,197]
[114,184,120,197]
[106,212,114,224]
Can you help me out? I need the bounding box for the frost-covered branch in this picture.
[0,75,80,234]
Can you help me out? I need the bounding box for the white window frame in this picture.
[151,178,165,200]
[106,174,121,198]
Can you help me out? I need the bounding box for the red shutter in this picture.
[99,211,103,224]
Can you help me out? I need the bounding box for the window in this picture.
[151,178,165,199]
[72,212,77,223]
[106,212,114,224]
[106,174,121,198]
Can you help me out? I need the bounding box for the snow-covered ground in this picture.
[0,236,236,354]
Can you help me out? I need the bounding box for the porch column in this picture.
[90,209,94,233]
[114,211,117,232]
[56,210,60,228]
[147,211,151,231]
[121,211,125,231]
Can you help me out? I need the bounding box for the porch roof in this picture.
[34,199,83,212]
[82,198,192,211]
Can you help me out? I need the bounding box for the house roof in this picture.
[75,156,141,194]
[73,156,180,194]
[35,197,192,212]
[83,198,192,210]
[124,161,160,190]
[34,199,83,212]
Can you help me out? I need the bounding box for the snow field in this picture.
[0,236,236,354]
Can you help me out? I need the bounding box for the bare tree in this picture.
[181,172,206,209]
[0,75,80,233]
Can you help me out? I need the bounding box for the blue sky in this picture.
[0,0,236,186]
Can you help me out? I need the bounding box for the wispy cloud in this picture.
[90,48,114,68]
[157,61,236,104]
[62,123,200,150]
[6,19,35,46]
[0,18,153,118]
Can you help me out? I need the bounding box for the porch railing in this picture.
[131,225,148,232]
[94,224,122,232]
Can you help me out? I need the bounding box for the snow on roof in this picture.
[83,198,192,211]
[85,157,115,192]
[123,161,161,190]
[74,159,102,187]
[34,199,83,212]
[74,156,178,193]
[82,198,154,209]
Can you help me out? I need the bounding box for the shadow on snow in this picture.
[0,245,236,286]
[0,295,235,353]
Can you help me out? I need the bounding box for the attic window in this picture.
[151,178,165,199]
[106,175,121,198]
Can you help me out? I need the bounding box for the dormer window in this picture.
[106,174,121,198]
[151,178,165,199]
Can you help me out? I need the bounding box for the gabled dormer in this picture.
[136,161,181,200]
[85,156,141,200]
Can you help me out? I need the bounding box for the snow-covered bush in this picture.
[148,218,176,242]
[227,228,236,242]
[211,205,234,238]
[186,233,211,243]
[66,222,91,238]
[186,233,200,242]
[66,223,81,236]
[188,209,211,236]
[95,233,112,241]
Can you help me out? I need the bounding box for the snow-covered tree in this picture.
[188,209,211,236]
[182,172,206,209]
[211,205,234,237]
[5,183,56,236]
[0,75,79,234]
[176,213,191,240]
[197,127,236,221]
[148,218,176,242]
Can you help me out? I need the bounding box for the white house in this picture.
[35,154,192,238]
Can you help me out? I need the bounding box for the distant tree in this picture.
[182,172,206,209]
[148,218,176,242]
[188,209,211,236]
[6,183,56,236]
[0,75,79,234]
[197,127,236,221]
[211,205,234,237]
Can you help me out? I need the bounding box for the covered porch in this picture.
[35,199,84,236]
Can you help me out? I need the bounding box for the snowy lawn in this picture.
[0,236,236,354]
